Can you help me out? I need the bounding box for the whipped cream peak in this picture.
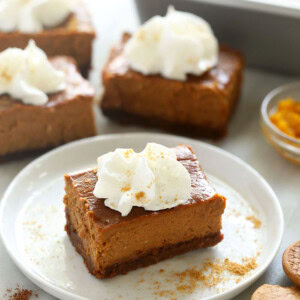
[0,0,74,33]
[124,6,219,81]
[93,143,192,216]
[0,40,65,105]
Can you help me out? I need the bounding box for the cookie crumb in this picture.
[154,290,175,298]
[246,215,261,229]
[225,257,257,276]
[172,257,258,295]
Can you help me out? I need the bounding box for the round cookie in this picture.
[283,240,300,286]
[252,284,300,299]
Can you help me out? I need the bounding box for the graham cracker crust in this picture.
[65,209,224,279]
[0,148,50,163]
[101,108,227,138]
[79,63,92,79]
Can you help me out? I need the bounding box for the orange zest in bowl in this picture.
[270,98,300,139]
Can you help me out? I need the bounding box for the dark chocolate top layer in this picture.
[105,33,243,91]
[66,145,218,228]
[0,57,94,112]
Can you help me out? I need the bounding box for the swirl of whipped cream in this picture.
[124,6,219,81]
[93,143,192,216]
[0,0,74,33]
[0,40,65,105]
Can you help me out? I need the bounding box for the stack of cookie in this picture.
[252,241,300,299]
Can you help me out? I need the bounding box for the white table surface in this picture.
[0,1,299,299]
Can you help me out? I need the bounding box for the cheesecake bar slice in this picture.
[0,3,95,76]
[64,145,226,278]
[101,33,244,138]
[0,56,96,159]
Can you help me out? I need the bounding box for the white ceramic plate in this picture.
[0,133,283,300]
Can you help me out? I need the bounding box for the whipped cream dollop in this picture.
[124,7,219,81]
[93,143,192,216]
[0,40,65,105]
[0,0,73,33]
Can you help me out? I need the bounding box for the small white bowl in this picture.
[261,82,300,164]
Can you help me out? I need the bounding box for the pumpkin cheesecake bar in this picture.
[0,43,96,159]
[101,33,243,138]
[64,144,226,278]
[101,7,244,138]
[0,0,95,76]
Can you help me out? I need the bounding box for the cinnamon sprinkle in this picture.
[11,289,32,300]
[135,191,145,201]
[3,286,38,300]
[1,68,12,82]
[123,149,133,158]
[121,185,131,192]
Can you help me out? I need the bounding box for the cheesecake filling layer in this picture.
[65,208,223,278]
[65,176,224,270]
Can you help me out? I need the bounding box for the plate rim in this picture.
[0,132,284,300]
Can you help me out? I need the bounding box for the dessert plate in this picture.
[0,133,283,300]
